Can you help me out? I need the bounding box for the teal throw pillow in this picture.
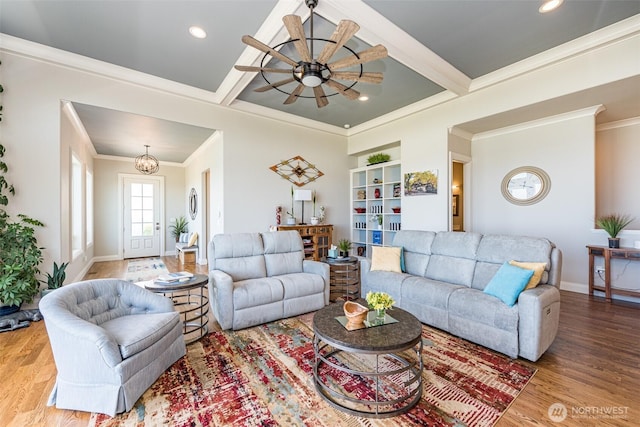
[396,246,406,272]
[483,262,534,306]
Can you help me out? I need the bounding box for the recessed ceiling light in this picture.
[358,95,369,102]
[344,124,351,129]
[539,0,563,13]
[189,26,207,39]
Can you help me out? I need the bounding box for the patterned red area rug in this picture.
[89,315,535,426]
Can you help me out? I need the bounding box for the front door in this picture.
[123,177,160,258]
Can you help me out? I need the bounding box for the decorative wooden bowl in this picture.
[391,207,401,213]
[343,301,368,327]
[354,207,366,213]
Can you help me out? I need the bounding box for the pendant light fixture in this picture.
[134,145,159,175]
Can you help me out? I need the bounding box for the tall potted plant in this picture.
[0,63,45,314]
[596,214,634,248]
[169,215,189,242]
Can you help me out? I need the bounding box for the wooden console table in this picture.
[277,224,333,261]
[586,245,640,302]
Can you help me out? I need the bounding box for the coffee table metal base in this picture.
[313,335,423,418]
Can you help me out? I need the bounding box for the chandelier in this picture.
[134,145,159,174]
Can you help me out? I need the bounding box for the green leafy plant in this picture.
[337,238,352,254]
[0,64,45,308]
[169,216,189,242]
[41,261,69,290]
[367,152,390,165]
[596,213,635,238]
[365,291,395,311]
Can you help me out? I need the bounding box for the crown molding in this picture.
[470,14,640,92]
[473,104,605,140]
[0,33,219,104]
[319,0,471,95]
[596,116,640,132]
[61,100,97,156]
[94,154,183,168]
[229,99,349,137]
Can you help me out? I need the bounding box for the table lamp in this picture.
[294,189,312,225]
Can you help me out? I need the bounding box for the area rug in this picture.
[89,315,535,427]
[124,258,169,282]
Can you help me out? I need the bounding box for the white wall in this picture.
[1,50,349,278]
[346,30,640,294]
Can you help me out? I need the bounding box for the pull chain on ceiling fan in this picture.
[235,0,388,108]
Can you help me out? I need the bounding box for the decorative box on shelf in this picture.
[372,230,382,245]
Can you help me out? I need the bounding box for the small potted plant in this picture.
[337,239,352,258]
[370,214,383,230]
[367,152,391,165]
[40,261,69,297]
[169,216,189,242]
[596,214,635,248]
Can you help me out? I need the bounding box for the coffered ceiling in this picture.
[1,0,638,162]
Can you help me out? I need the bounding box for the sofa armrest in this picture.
[517,284,561,361]
[359,257,372,294]
[303,260,330,305]
[208,269,235,330]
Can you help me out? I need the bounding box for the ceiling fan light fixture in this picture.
[135,145,159,175]
[539,0,564,13]
[300,63,323,87]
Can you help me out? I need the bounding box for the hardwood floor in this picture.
[1,258,638,426]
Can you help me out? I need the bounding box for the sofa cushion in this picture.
[371,246,402,273]
[449,288,519,332]
[262,231,304,276]
[101,312,180,359]
[233,277,284,310]
[275,272,325,299]
[483,262,534,306]
[392,231,435,276]
[509,260,547,289]
[401,276,463,310]
[211,233,266,281]
[425,232,481,287]
[362,271,410,306]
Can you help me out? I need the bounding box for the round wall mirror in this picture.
[189,187,198,219]
[501,166,551,206]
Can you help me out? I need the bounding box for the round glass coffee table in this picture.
[144,274,209,344]
[313,300,423,418]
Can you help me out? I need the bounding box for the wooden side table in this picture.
[587,245,640,302]
[324,257,360,302]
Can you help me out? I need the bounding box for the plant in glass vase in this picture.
[370,214,383,230]
[366,291,395,323]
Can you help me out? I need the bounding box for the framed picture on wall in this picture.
[452,194,459,216]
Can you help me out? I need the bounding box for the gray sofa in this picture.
[361,230,562,361]
[208,230,330,330]
[39,279,186,416]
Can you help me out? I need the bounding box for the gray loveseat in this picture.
[208,230,330,330]
[361,230,562,361]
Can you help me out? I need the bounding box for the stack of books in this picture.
[154,271,194,284]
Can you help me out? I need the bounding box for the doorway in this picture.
[119,174,165,259]
[452,161,464,231]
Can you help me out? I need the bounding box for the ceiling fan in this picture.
[235,0,388,108]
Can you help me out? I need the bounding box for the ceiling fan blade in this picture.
[317,20,360,64]
[235,65,292,74]
[330,71,384,84]
[241,35,299,67]
[283,15,311,63]
[313,85,329,108]
[254,77,296,92]
[327,44,388,71]
[284,84,306,105]
[325,79,360,100]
